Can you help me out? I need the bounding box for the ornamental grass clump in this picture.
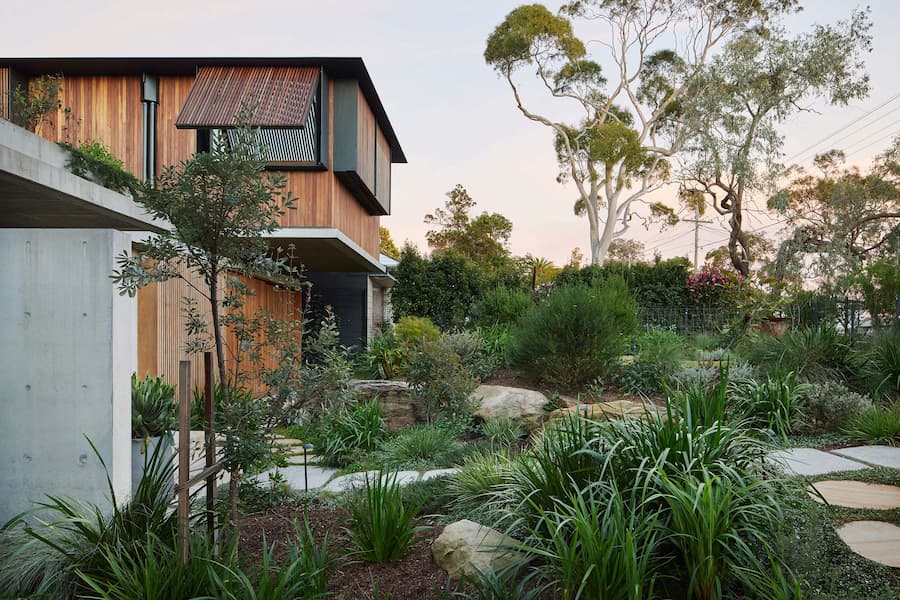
[346,471,426,563]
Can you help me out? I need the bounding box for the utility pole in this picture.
[682,207,713,272]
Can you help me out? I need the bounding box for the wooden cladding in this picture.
[137,264,303,397]
[0,68,8,120]
[157,76,197,170]
[39,76,143,176]
[356,86,376,191]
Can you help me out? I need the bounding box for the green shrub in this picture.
[0,438,177,598]
[478,323,513,370]
[737,371,809,440]
[509,279,639,388]
[443,330,500,381]
[360,324,403,379]
[616,328,686,394]
[60,140,141,196]
[447,450,515,510]
[345,471,426,563]
[737,325,853,382]
[471,287,532,328]
[406,339,477,425]
[131,373,176,439]
[843,404,900,445]
[300,310,354,415]
[394,315,441,348]
[519,479,662,600]
[660,468,784,600]
[379,425,466,469]
[315,400,386,468]
[796,381,872,433]
[480,417,524,450]
[860,331,900,399]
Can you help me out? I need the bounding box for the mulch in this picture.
[238,503,461,600]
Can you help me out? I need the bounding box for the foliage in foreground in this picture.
[345,471,426,563]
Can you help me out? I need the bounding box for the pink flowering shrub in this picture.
[686,267,736,307]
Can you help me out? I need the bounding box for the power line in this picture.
[843,126,900,160]
[785,91,900,163]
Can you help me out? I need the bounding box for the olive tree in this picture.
[484,0,796,265]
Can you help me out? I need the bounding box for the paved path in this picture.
[251,465,460,493]
[768,445,900,476]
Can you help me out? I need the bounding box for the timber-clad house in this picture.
[0,58,404,522]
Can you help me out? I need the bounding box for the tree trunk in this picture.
[728,185,751,277]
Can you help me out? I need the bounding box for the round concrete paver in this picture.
[809,480,900,510]
[836,521,900,568]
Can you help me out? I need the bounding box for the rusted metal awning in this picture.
[175,66,318,128]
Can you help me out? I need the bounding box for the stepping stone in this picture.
[836,521,900,568]
[831,446,900,469]
[808,480,900,510]
[251,465,338,491]
[421,468,460,481]
[768,448,869,476]
[273,438,305,447]
[322,470,420,493]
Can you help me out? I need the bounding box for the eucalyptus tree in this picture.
[484,0,797,265]
[771,142,900,290]
[680,10,872,276]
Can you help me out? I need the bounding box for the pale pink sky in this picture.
[1,0,897,265]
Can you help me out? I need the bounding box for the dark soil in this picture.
[238,502,460,600]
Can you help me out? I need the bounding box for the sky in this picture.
[2,0,899,266]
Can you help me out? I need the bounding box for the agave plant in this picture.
[131,373,176,440]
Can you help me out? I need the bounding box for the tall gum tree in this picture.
[484,0,797,265]
[680,10,872,276]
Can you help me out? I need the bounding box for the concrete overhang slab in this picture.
[0,120,164,232]
[265,227,385,273]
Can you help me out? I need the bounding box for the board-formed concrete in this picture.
[0,229,136,524]
[831,446,900,469]
[768,448,869,476]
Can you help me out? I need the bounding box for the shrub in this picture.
[9,74,63,132]
[479,323,513,370]
[471,287,532,328]
[737,371,809,440]
[843,404,900,446]
[860,331,900,399]
[315,400,386,468]
[406,339,477,425]
[616,329,685,394]
[519,479,662,600]
[131,373,176,439]
[60,140,141,196]
[443,330,499,381]
[300,309,354,415]
[796,382,872,433]
[480,417,525,449]
[508,279,639,388]
[345,471,426,563]
[737,325,853,382]
[447,450,515,509]
[360,324,403,379]
[378,426,467,469]
[394,315,441,348]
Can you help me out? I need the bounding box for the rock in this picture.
[420,468,460,481]
[557,394,581,409]
[432,519,525,578]
[351,380,418,431]
[550,400,660,422]
[471,385,549,431]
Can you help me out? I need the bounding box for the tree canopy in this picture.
[484,0,798,266]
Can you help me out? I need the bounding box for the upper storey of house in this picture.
[0,58,405,265]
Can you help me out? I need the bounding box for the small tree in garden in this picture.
[113,116,302,531]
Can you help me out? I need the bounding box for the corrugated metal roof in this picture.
[175,66,318,128]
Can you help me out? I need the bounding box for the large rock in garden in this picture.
[550,399,661,422]
[432,519,525,578]
[470,385,549,431]
[351,380,416,431]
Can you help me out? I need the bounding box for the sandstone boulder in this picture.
[432,519,525,578]
[550,399,661,422]
[351,380,416,430]
[470,385,549,431]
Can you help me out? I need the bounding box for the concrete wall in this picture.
[0,229,135,523]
